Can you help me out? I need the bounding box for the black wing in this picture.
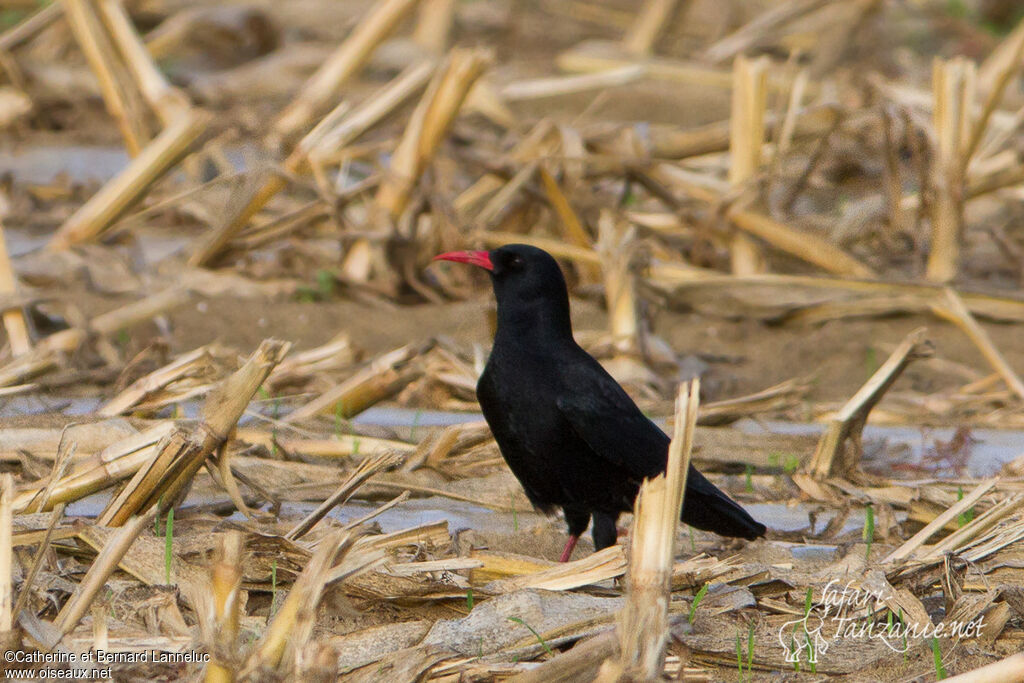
[556,354,766,540]
[554,356,670,480]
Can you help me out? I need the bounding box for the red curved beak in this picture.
[433,250,493,271]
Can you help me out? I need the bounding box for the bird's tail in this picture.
[682,467,766,540]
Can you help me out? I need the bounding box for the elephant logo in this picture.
[779,603,832,664]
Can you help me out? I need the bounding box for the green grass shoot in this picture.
[410,409,423,441]
[466,589,474,612]
[689,583,709,624]
[931,638,947,679]
[315,269,336,298]
[164,507,174,584]
[744,464,754,492]
[507,616,552,656]
[747,621,755,671]
[736,629,744,683]
[803,587,816,673]
[269,559,279,620]
[334,401,345,437]
[767,451,800,474]
[956,486,975,526]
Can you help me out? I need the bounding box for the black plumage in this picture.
[434,244,766,561]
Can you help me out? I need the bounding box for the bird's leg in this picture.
[617,526,628,538]
[591,512,619,551]
[561,506,590,562]
[559,535,579,563]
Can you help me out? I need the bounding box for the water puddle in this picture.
[67,490,541,537]
[272,496,545,536]
[0,143,260,185]
[21,404,1023,544]
[0,145,131,184]
[13,401,1022,476]
[352,408,1024,478]
[352,406,484,427]
[741,419,1023,478]
[62,490,866,556]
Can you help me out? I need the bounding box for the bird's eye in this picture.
[509,255,524,268]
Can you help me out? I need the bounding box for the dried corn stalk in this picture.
[728,55,769,275]
[605,380,698,680]
[271,0,421,145]
[926,57,974,283]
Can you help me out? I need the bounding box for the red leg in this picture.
[617,526,628,539]
[559,534,579,562]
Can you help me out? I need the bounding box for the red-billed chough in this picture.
[434,244,766,561]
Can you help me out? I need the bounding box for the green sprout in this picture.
[270,559,279,619]
[736,629,744,682]
[315,269,336,298]
[864,504,875,561]
[410,409,424,442]
[931,638,947,679]
[803,587,816,674]
[689,583,709,624]
[507,616,552,656]
[334,401,346,437]
[747,621,755,672]
[164,508,174,584]
[957,486,975,526]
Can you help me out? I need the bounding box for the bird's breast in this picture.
[476,357,576,499]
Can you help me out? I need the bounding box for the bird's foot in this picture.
[559,534,579,562]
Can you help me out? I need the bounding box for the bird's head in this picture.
[434,243,568,301]
[433,244,572,336]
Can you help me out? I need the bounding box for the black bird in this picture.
[434,244,766,561]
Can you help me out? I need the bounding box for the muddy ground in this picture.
[33,283,1022,410]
